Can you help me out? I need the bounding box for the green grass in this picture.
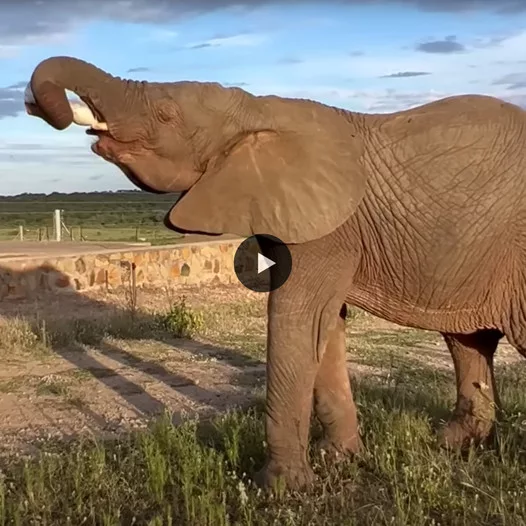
[0,226,185,246]
[0,190,186,245]
[0,297,205,359]
[0,297,525,524]
[0,364,523,525]
[200,300,268,362]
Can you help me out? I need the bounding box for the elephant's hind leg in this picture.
[439,329,502,450]
[313,303,363,458]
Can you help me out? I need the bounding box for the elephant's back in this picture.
[364,93,526,224]
[376,93,525,129]
[370,94,526,177]
[351,97,526,330]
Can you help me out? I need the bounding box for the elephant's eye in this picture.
[156,102,180,124]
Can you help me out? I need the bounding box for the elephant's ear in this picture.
[167,119,366,244]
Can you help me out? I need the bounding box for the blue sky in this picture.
[0,1,525,195]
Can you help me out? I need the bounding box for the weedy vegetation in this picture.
[0,290,524,525]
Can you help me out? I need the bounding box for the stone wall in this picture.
[0,238,246,300]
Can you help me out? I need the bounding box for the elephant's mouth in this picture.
[86,130,143,181]
[86,128,113,160]
[87,129,118,159]
[87,134,168,195]
[86,127,109,139]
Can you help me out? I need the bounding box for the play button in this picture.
[234,234,292,293]
[258,253,275,273]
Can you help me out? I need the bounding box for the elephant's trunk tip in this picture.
[24,81,108,131]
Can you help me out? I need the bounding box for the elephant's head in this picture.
[26,56,367,243]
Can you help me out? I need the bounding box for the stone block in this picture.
[75,258,86,273]
[95,255,110,267]
[94,269,106,285]
[106,267,122,288]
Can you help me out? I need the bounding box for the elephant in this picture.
[24,55,526,491]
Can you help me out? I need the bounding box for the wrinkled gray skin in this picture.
[26,56,526,491]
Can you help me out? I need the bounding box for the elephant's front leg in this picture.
[314,303,363,458]
[438,329,502,449]
[255,282,345,490]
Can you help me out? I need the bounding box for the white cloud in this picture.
[243,80,526,114]
[209,33,267,47]
[0,29,72,57]
[0,45,18,58]
[147,28,178,42]
[244,83,453,112]
[186,32,267,49]
[344,89,457,112]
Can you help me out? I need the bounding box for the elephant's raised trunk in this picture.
[26,56,126,130]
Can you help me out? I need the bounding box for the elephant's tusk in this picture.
[68,102,108,130]
[24,83,36,104]
[24,82,108,131]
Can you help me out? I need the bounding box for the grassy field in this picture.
[0,225,185,245]
[0,287,523,525]
[0,190,185,245]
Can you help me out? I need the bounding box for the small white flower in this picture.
[237,479,248,506]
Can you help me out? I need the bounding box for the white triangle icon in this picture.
[257,253,276,274]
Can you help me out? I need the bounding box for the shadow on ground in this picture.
[0,262,265,434]
[2,262,523,460]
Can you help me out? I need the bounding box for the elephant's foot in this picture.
[254,458,316,492]
[440,330,501,451]
[438,414,495,450]
[316,432,363,462]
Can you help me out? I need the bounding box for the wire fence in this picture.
[0,206,185,245]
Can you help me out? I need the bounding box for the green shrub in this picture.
[158,296,204,338]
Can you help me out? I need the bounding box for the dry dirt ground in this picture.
[0,283,522,457]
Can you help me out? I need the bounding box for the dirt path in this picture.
[0,338,266,456]
[0,284,522,456]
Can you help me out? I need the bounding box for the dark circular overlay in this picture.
[233,234,292,293]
